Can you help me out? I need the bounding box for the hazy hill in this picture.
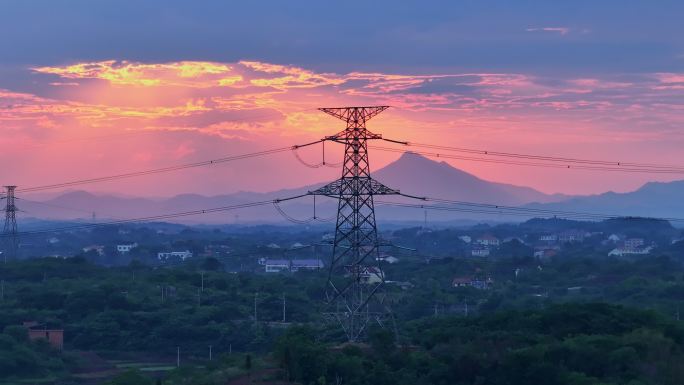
[25,152,684,224]
[525,180,684,219]
[17,153,573,224]
[373,152,568,205]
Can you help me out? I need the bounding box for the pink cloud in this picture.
[0,59,680,197]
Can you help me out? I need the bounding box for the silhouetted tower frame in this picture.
[2,186,18,262]
[309,106,400,342]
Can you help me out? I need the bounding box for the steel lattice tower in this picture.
[309,106,400,342]
[2,186,18,262]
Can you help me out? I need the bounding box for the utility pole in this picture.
[282,293,286,322]
[2,186,18,263]
[176,346,180,368]
[209,345,212,361]
[254,292,258,325]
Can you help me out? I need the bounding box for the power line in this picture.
[377,194,684,222]
[0,196,306,238]
[18,146,293,193]
[371,142,684,174]
[16,198,126,220]
[15,137,330,194]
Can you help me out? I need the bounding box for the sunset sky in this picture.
[1,1,683,198]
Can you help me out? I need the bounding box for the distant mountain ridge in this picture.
[17,152,684,224]
[373,152,570,205]
[525,180,684,219]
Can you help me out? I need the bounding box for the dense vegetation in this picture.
[3,218,684,383]
[274,304,684,385]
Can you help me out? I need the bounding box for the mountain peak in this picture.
[374,152,555,205]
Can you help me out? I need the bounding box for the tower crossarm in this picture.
[308,178,400,197]
[319,106,389,128]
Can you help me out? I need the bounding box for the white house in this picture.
[117,243,138,253]
[475,234,499,246]
[607,234,623,243]
[157,250,193,261]
[264,259,290,273]
[458,235,472,244]
[534,248,558,259]
[290,259,324,272]
[377,255,400,264]
[471,247,490,257]
[452,276,493,290]
[540,234,558,242]
[624,238,645,248]
[608,246,653,257]
[558,230,587,243]
[358,266,384,284]
[263,259,324,273]
[82,245,105,256]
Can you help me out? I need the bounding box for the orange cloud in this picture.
[240,61,345,89]
[33,60,240,88]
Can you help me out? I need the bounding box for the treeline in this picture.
[273,303,684,385]
[0,257,325,356]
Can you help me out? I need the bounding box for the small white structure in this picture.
[476,234,500,246]
[558,230,587,243]
[624,238,644,248]
[458,235,472,244]
[471,247,490,257]
[452,276,493,290]
[82,245,105,256]
[48,237,60,244]
[263,259,324,273]
[534,248,558,259]
[290,259,324,272]
[377,255,400,264]
[157,250,193,261]
[264,259,290,273]
[607,234,623,243]
[608,246,652,257]
[359,266,384,284]
[540,234,558,242]
[117,243,138,253]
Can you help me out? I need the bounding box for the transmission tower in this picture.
[2,186,18,262]
[309,106,401,342]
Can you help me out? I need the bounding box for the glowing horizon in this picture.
[1,58,683,198]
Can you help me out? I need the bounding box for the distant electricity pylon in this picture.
[309,106,401,342]
[2,186,18,262]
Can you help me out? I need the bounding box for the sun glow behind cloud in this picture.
[1,59,683,196]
